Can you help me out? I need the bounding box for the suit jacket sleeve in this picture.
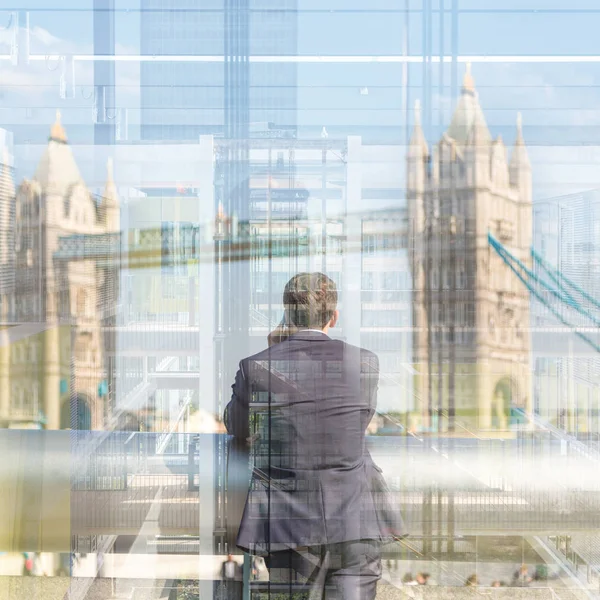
[361,351,380,415]
[361,351,382,468]
[224,361,250,440]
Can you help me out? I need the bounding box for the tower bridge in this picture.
[408,64,533,434]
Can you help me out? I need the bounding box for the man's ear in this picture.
[329,310,339,328]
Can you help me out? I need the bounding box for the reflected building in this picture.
[117,135,411,423]
[533,191,600,434]
[139,1,298,140]
[244,141,343,342]
[0,131,15,323]
[408,66,532,433]
[0,113,120,430]
[139,2,299,427]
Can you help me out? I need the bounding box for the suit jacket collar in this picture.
[290,329,330,341]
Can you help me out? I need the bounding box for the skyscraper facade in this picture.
[139,2,299,413]
[139,1,298,141]
[0,129,15,324]
[532,191,600,434]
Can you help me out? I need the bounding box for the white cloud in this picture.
[0,25,140,137]
[30,25,61,47]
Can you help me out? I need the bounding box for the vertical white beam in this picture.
[343,137,363,347]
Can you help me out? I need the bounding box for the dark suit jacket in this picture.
[224,330,406,555]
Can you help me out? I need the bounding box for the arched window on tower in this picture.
[60,395,91,431]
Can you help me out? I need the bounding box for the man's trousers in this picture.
[265,539,381,600]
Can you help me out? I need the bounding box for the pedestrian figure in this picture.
[220,554,242,600]
[512,564,532,587]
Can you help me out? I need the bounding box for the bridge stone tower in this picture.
[408,65,532,433]
[9,112,120,430]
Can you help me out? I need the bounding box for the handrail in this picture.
[535,535,598,600]
[519,408,600,464]
[156,392,193,455]
[437,409,486,441]
[249,306,276,328]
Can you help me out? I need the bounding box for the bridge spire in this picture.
[510,112,531,183]
[463,61,475,93]
[409,99,428,155]
[102,156,120,232]
[50,109,67,143]
[34,112,82,202]
[446,63,491,145]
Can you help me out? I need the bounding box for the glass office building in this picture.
[532,192,600,434]
[139,0,298,140]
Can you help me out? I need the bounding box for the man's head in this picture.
[283,272,338,331]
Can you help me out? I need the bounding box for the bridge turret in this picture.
[33,110,83,226]
[509,113,532,202]
[509,113,532,251]
[465,111,491,189]
[444,64,492,188]
[101,157,120,233]
[407,99,428,194]
[446,64,491,144]
[407,100,428,238]
[490,135,510,190]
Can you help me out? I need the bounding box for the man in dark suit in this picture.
[224,272,406,599]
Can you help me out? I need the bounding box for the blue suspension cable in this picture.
[532,248,600,314]
[530,248,581,309]
[489,234,600,327]
[488,233,600,354]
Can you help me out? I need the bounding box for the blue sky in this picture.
[18,0,600,56]
[4,3,600,197]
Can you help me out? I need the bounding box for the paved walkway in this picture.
[376,585,589,600]
[0,575,591,600]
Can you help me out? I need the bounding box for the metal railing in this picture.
[62,430,600,536]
